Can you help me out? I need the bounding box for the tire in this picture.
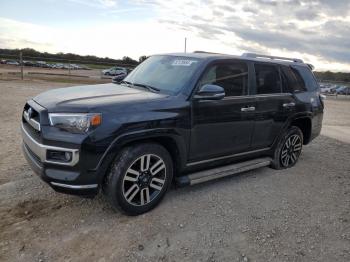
[271,126,303,170]
[104,143,173,215]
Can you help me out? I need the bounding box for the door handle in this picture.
[241,106,255,112]
[283,102,295,108]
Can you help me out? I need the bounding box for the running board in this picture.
[176,157,272,186]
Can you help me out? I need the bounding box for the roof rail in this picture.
[193,51,225,55]
[242,53,304,63]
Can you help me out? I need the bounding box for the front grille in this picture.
[23,122,41,143]
[23,103,41,132]
[24,143,42,166]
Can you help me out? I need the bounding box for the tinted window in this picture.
[255,64,281,94]
[292,65,319,91]
[199,62,248,96]
[280,65,307,93]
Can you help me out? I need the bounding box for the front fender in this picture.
[92,128,188,184]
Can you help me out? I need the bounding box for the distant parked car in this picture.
[111,72,127,83]
[52,63,64,69]
[336,86,350,95]
[320,86,333,93]
[70,64,82,70]
[6,60,19,66]
[23,61,35,67]
[0,59,7,64]
[36,61,49,68]
[102,66,127,76]
[333,86,345,93]
[80,65,91,70]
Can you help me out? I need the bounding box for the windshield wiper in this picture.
[132,83,160,93]
[119,80,132,86]
[119,81,160,93]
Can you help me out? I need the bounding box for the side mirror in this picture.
[194,84,225,100]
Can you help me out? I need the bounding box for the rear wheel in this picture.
[104,143,173,215]
[271,126,303,169]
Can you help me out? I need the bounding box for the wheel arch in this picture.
[94,129,187,185]
[290,117,312,145]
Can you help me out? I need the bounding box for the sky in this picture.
[0,0,349,71]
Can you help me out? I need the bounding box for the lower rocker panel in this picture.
[176,157,272,186]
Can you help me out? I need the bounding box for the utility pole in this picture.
[20,51,24,80]
[184,37,187,53]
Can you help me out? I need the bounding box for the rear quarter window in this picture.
[291,65,319,92]
[280,66,305,93]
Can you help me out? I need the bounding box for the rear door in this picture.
[189,60,255,161]
[250,63,297,149]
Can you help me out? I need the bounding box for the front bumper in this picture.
[21,123,99,196]
[22,122,80,166]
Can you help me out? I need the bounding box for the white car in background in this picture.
[320,86,333,93]
[320,84,338,94]
[6,60,19,66]
[102,66,127,76]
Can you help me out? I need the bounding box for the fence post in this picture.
[68,60,71,76]
[20,51,24,80]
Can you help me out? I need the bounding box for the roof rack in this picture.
[242,53,304,63]
[193,51,225,55]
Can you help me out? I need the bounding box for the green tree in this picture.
[139,55,148,63]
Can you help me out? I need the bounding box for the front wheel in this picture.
[271,126,303,169]
[104,143,173,215]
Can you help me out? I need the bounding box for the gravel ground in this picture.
[0,80,349,262]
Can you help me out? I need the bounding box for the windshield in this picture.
[123,55,201,94]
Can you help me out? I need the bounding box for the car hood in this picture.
[33,83,168,112]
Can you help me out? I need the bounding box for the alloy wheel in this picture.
[280,134,302,167]
[122,154,166,206]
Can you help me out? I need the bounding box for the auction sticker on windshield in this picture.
[172,59,198,66]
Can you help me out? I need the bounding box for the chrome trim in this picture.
[50,182,98,189]
[241,106,255,112]
[283,102,296,108]
[21,123,79,166]
[222,93,292,100]
[186,147,270,167]
[23,110,41,131]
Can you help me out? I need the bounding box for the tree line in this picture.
[0,48,149,66]
[1,48,349,82]
[314,71,350,83]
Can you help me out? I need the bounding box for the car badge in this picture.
[28,108,33,118]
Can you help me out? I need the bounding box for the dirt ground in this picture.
[0,79,349,262]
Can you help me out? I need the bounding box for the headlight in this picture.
[48,113,102,133]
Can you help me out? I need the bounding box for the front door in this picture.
[189,60,255,162]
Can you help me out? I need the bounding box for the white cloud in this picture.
[98,0,117,7]
[68,0,118,9]
[141,0,350,71]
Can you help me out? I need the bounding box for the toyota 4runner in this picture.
[21,52,323,215]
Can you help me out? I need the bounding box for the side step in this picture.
[176,157,272,186]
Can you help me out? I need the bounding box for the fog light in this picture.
[47,150,72,162]
[64,152,72,161]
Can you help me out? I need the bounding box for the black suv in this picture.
[21,52,323,215]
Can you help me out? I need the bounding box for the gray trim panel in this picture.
[21,123,79,166]
[50,182,98,189]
